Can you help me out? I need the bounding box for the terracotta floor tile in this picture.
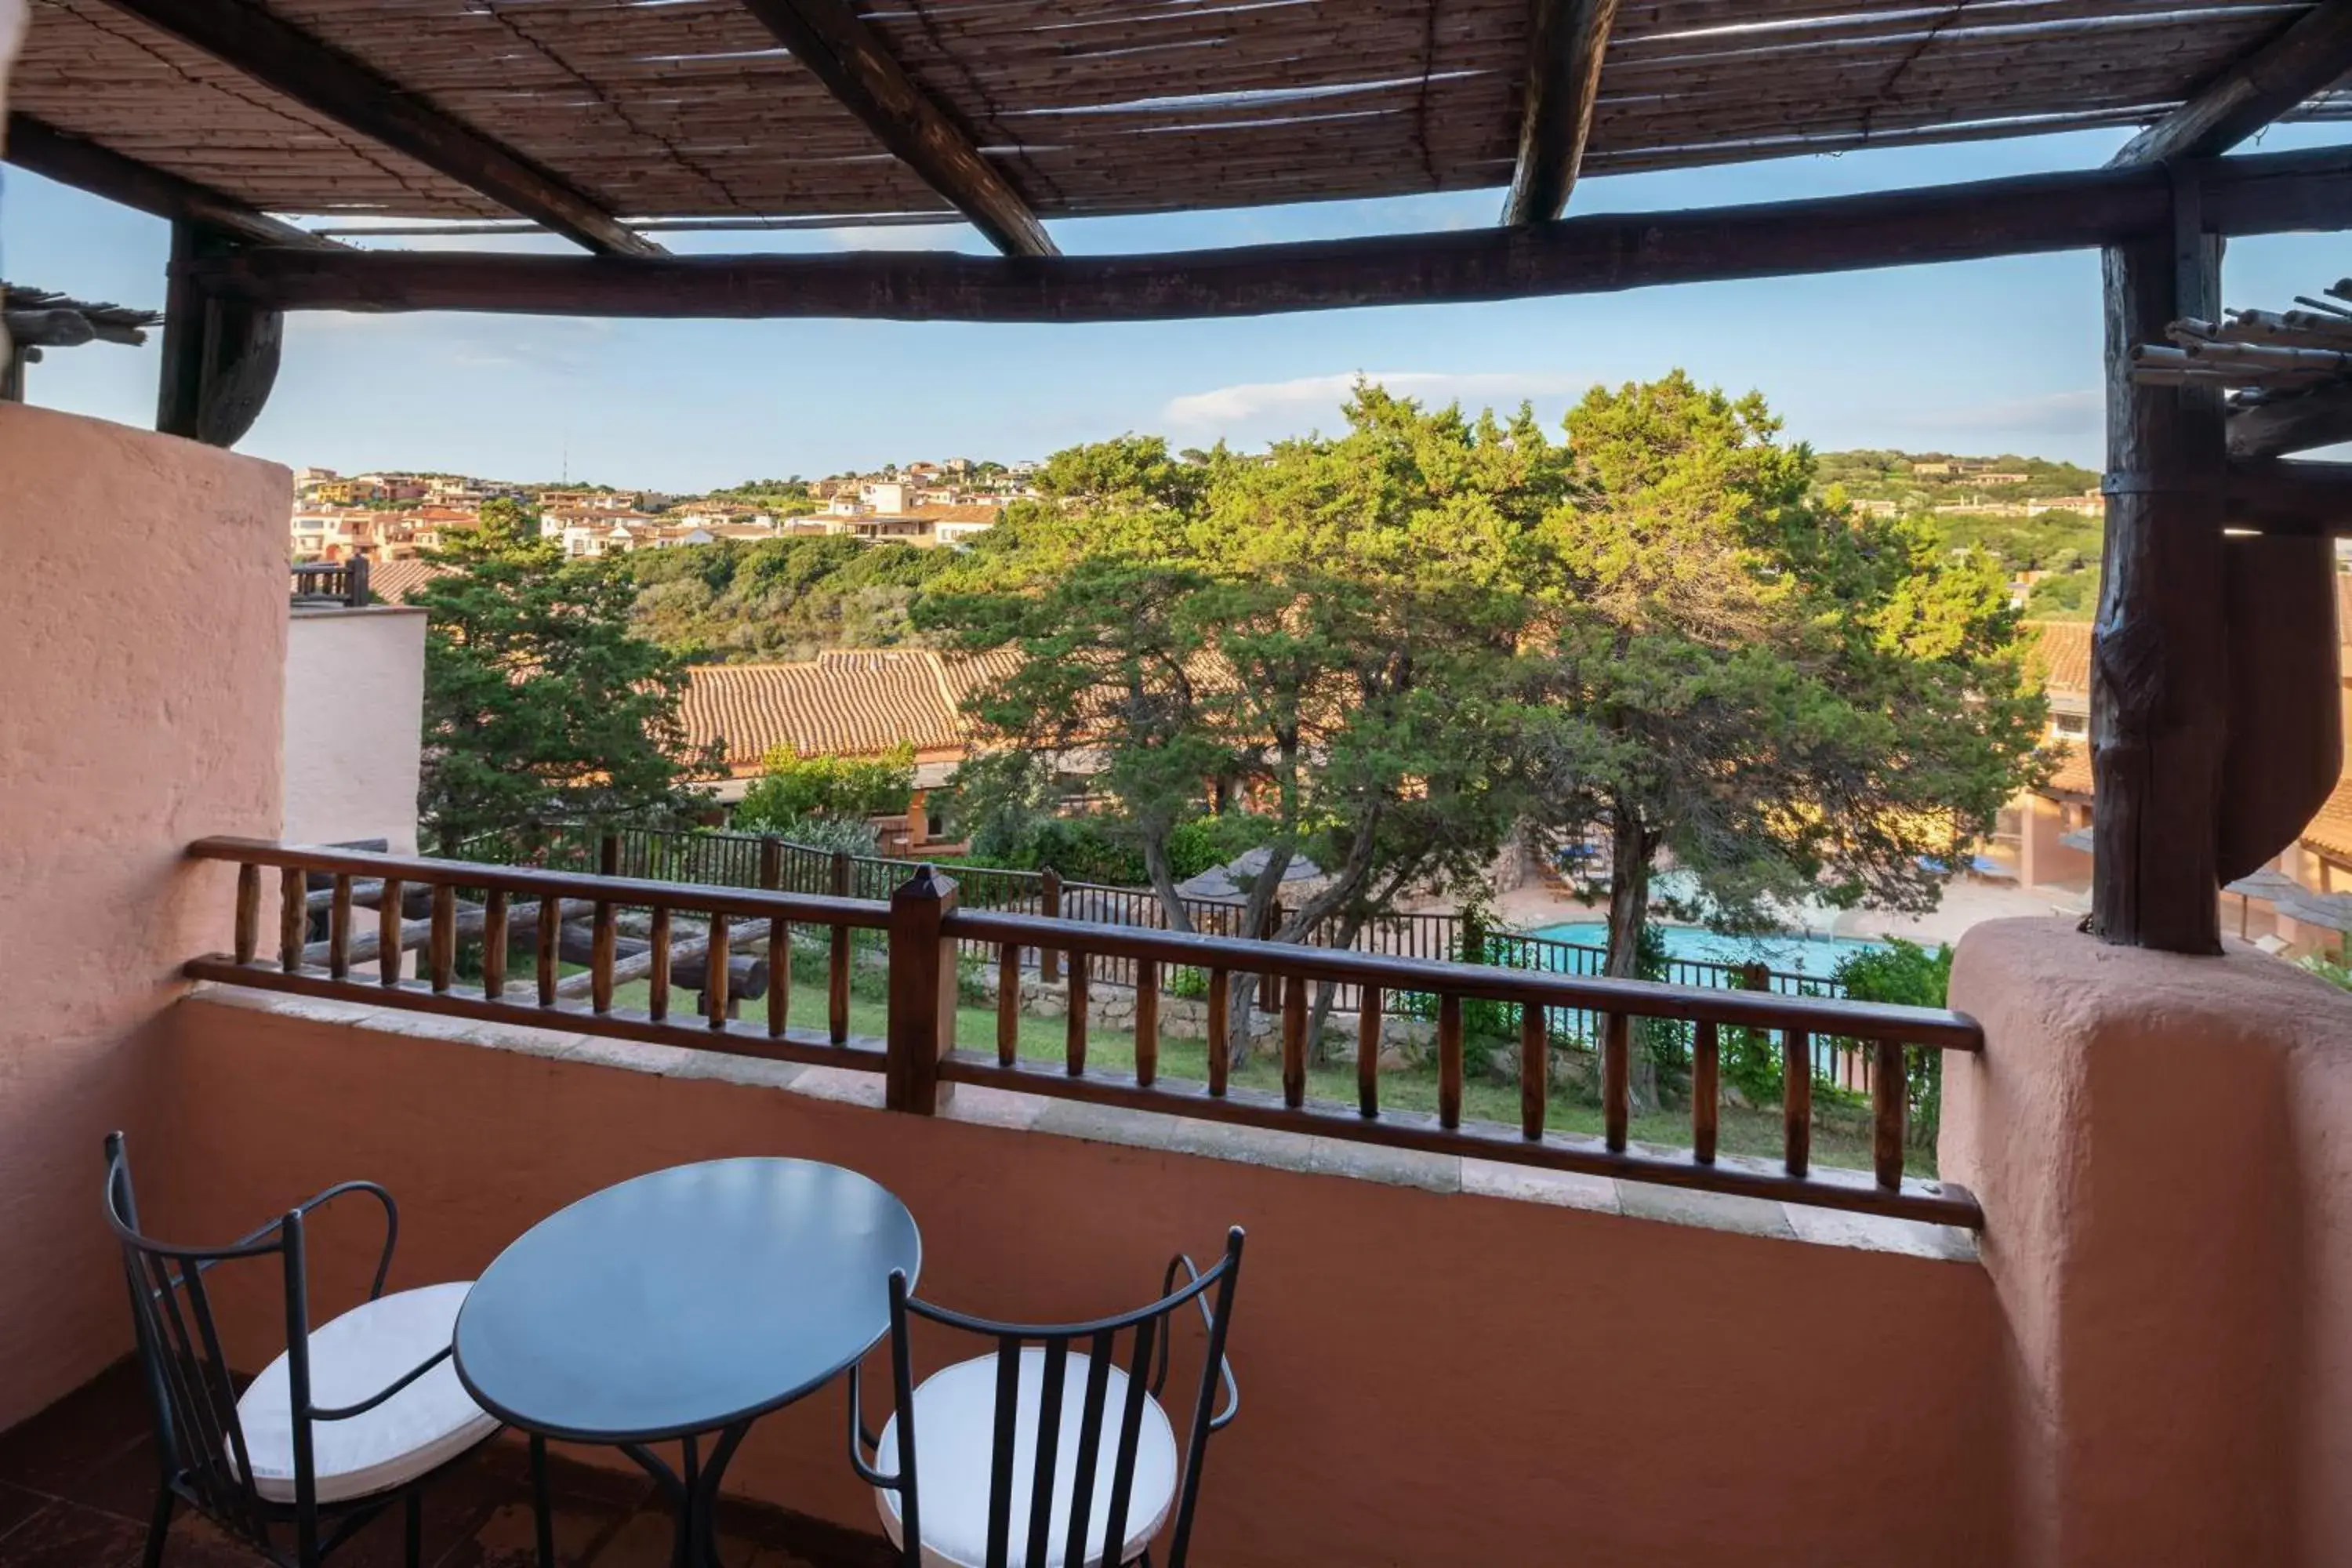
[0,1500,147,1568]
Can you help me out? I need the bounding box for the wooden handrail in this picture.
[943,909,1981,1051]
[187,836,889,929]
[182,840,1982,1229]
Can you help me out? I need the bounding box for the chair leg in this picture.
[142,1486,173,1568]
[530,1435,555,1568]
[404,1488,423,1568]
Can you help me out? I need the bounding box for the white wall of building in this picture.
[283,606,426,855]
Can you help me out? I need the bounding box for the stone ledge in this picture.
[184,983,1978,1262]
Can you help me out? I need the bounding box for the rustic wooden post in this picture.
[758,837,782,891]
[886,866,960,1114]
[2093,198,2228,953]
[1038,866,1062,983]
[156,220,283,448]
[597,831,621,878]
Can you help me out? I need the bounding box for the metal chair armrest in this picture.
[221,1181,400,1299]
[309,1343,451,1422]
[845,1363,902,1490]
[1159,1253,1240,1431]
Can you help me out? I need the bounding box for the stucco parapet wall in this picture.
[288,604,427,622]
[185,984,1978,1263]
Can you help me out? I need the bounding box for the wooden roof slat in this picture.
[2113,0,2352,162]
[83,0,662,252]
[735,0,1056,256]
[3,111,342,248]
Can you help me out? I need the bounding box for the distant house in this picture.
[2027,492,2107,518]
[1976,472,2031,485]
[1910,460,1961,477]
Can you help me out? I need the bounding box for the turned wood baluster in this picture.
[1784,1027,1812,1178]
[647,906,672,1022]
[1872,1039,1906,1191]
[768,919,789,1037]
[1066,954,1088,1076]
[234,864,262,964]
[279,868,307,974]
[429,884,456,993]
[1602,1011,1629,1152]
[996,942,1021,1067]
[1281,974,1306,1109]
[328,874,352,980]
[590,902,616,1014]
[1207,969,1230,1098]
[375,877,402,988]
[535,895,559,1007]
[1519,1002,1546,1141]
[828,924,851,1045]
[1358,984,1381,1119]
[1438,994,1463,1131]
[706,913,731,1026]
[481,890,508,1000]
[1692,1019,1719,1166]
[1135,958,1159,1090]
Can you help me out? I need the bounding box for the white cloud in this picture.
[1163,370,1584,434]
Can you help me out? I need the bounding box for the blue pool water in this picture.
[1530,922,1887,980]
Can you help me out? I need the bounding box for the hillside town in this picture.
[285,457,1034,565]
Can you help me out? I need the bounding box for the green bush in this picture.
[1833,938,1954,1147]
[733,743,914,833]
[2301,955,2352,993]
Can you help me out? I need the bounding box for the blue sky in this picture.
[6,120,2350,492]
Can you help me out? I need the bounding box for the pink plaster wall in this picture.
[151,997,2013,1568]
[0,407,288,1428]
[1944,918,2352,1568]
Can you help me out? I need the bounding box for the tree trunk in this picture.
[1142,833,1195,935]
[1603,801,1658,1112]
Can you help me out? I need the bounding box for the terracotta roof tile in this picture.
[2023,620,2092,702]
[2307,771,2352,865]
[681,650,1011,768]
[367,560,456,604]
[2042,742,2095,798]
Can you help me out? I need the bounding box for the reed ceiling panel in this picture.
[10,0,2347,224]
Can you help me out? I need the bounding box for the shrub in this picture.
[1833,938,1955,1147]
[734,743,914,833]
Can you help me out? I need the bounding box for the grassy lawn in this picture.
[597,956,1921,1178]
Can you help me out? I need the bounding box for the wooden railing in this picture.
[183,840,1983,1229]
[289,558,370,608]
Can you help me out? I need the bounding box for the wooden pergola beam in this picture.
[2113,0,2352,165]
[2226,455,2352,532]
[2228,382,2352,457]
[85,0,660,257]
[4,113,337,251]
[736,0,1054,258]
[187,143,2352,321]
[1501,0,1622,225]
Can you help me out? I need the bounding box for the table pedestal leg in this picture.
[619,1424,752,1568]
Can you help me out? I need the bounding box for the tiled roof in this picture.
[2042,742,2095,798]
[367,560,456,604]
[681,650,1010,768]
[2308,773,2352,865]
[2023,621,2092,702]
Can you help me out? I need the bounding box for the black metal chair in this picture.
[103,1131,510,1568]
[850,1228,1244,1568]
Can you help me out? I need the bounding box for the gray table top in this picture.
[454,1157,921,1443]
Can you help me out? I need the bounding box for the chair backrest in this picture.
[103,1131,314,1557]
[870,1227,1243,1568]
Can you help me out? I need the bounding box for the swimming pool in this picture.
[1529,921,1887,980]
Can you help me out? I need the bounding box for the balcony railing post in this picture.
[886,866,959,1115]
[1038,866,1062,983]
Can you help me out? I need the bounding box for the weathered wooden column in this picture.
[2092,197,2228,953]
[156,219,283,447]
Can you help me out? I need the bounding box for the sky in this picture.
[6,120,2352,492]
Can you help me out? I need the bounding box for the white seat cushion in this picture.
[233,1281,497,1504]
[876,1349,1178,1568]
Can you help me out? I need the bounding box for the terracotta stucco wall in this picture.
[151,996,2013,1568]
[283,605,426,855]
[0,407,288,1428]
[1945,919,2352,1567]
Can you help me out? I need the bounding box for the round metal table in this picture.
[455,1157,921,1567]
